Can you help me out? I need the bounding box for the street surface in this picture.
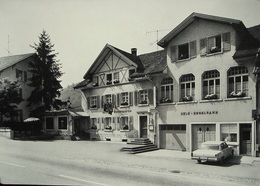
[0,136,259,186]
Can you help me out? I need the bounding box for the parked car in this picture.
[191,141,234,165]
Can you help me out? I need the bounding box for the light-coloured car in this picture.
[191,141,234,165]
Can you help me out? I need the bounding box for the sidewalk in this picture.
[137,149,260,165]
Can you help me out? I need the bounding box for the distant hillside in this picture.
[59,83,81,109]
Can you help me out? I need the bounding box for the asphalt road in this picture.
[0,137,259,186]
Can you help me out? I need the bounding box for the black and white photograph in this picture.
[0,0,260,185]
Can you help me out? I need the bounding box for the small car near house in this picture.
[191,141,234,165]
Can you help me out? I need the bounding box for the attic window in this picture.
[106,73,112,85]
[208,35,221,54]
[178,43,189,60]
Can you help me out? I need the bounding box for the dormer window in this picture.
[208,35,221,54]
[178,43,189,60]
[171,40,196,62]
[113,72,119,84]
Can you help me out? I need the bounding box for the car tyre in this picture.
[219,158,224,165]
[197,159,201,164]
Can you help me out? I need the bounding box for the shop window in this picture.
[160,77,173,103]
[46,117,54,129]
[58,116,67,130]
[202,70,220,100]
[228,66,248,98]
[180,74,195,102]
[220,124,237,142]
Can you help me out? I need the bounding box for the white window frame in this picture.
[90,118,98,130]
[139,90,148,105]
[120,116,130,131]
[160,77,174,103]
[228,66,249,98]
[104,117,112,130]
[178,42,190,61]
[220,123,238,143]
[90,95,97,109]
[121,92,129,106]
[207,34,222,54]
[180,74,195,101]
[202,70,220,100]
[105,94,112,103]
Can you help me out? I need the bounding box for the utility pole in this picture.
[146,29,170,51]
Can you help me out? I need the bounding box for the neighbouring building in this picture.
[0,53,36,121]
[75,12,260,157]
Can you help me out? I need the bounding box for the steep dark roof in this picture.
[248,24,260,43]
[74,79,90,89]
[158,12,250,48]
[0,53,35,71]
[131,50,166,78]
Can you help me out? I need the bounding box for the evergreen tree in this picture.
[27,30,63,117]
[0,79,23,122]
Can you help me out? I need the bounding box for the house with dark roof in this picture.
[0,53,36,121]
[75,12,260,157]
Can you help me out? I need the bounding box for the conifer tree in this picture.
[28,30,63,117]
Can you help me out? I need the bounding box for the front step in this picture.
[121,138,159,154]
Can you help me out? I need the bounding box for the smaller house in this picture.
[43,108,89,139]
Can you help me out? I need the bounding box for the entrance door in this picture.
[240,124,252,155]
[140,116,147,138]
[192,124,216,151]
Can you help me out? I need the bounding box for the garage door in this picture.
[160,125,186,151]
[192,124,216,151]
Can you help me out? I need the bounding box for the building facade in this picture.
[0,53,36,121]
[75,13,260,157]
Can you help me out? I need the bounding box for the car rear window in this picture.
[201,144,219,150]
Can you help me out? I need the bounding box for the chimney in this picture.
[131,48,137,56]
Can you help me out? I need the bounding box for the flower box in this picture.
[160,98,173,103]
[90,104,97,109]
[120,101,129,106]
[229,91,246,98]
[139,100,148,104]
[205,94,218,100]
[113,79,119,84]
[182,96,193,102]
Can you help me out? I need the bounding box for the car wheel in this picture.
[197,159,201,164]
[219,158,224,165]
[231,150,234,157]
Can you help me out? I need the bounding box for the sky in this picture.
[0,0,260,88]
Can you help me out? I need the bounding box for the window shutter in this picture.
[87,97,90,109]
[200,38,207,55]
[96,96,100,109]
[112,94,116,107]
[170,46,177,62]
[190,40,197,58]
[101,96,104,108]
[129,116,133,130]
[134,91,139,105]
[148,89,154,105]
[116,93,120,107]
[129,92,133,106]
[223,32,231,52]
[24,71,27,82]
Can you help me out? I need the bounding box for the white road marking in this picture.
[0,160,25,168]
[59,174,110,186]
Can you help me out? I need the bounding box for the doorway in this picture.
[240,124,252,155]
[139,116,148,138]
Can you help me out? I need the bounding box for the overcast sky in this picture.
[0,0,260,87]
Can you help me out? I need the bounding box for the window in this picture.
[161,77,173,103]
[208,35,221,54]
[202,70,220,100]
[220,124,237,142]
[105,94,112,103]
[200,32,231,56]
[46,117,54,129]
[113,72,119,84]
[139,90,148,104]
[121,92,129,106]
[106,73,112,85]
[93,76,99,87]
[58,117,67,130]
[180,74,195,101]
[90,96,97,109]
[11,110,23,122]
[228,66,248,98]
[90,118,97,129]
[171,41,197,62]
[121,116,129,130]
[16,69,23,81]
[178,43,189,60]
[105,117,112,130]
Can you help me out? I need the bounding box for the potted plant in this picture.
[182,95,193,102]
[113,79,119,84]
[205,94,218,100]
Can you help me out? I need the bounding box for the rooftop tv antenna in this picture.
[0,35,13,56]
[146,29,170,51]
